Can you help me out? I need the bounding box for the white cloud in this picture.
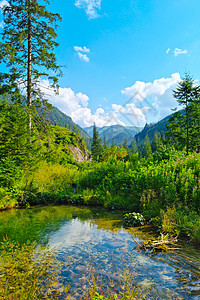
[166,48,170,54]
[0,0,8,9]
[38,79,126,128]
[75,0,102,19]
[34,73,183,129]
[77,52,90,62]
[74,46,91,62]
[112,103,147,125]
[174,48,188,56]
[74,46,90,53]
[121,73,181,123]
[0,20,4,28]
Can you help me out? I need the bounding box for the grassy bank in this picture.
[0,148,200,243]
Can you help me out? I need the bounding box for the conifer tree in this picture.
[171,73,200,154]
[0,99,35,168]
[103,135,107,149]
[0,0,62,130]
[91,123,102,161]
[152,131,162,152]
[123,138,129,151]
[131,138,137,153]
[144,135,152,159]
[111,137,115,146]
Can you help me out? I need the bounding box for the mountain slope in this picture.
[46,106,91,147]
[84,124,142,146]
[135,109,185,142]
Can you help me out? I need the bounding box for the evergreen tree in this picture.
[144,135,152,159]
[123,138,129,151]
[0,99,35,166]
[91,123,102,161]
[103,135,107,149]
[131,138,137,153]
[188,101,200,151]
[112,137,115,146]
[167,111,186,150]
[0,0,62,130]
[171,72,200,154]
[152,131,162,152]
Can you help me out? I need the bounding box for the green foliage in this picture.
[0,0,61,101]
[102,146,128,162]
[0,187,17,210]
[0,100,35,167]
[140,190,162,220]
[143,135,152,159]
[161,206,200,243]
[91,124,103,161]
[167,72,200,154]
[82,189,101,205]
[131,138,137,154]
[123,138,129,151]
[123,212,145,227]
[151,131,162,152]
[153,145,178,161]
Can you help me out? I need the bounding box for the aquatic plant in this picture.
[123,212,145,227]
[0,238,65,299]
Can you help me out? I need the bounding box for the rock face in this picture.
[68,145,91,162]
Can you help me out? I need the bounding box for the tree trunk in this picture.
[186,99,189,155]
[27,1,32,131]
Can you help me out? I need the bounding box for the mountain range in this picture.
[84,125,142,146]
[1,94,183,147]
[49,107,185,146]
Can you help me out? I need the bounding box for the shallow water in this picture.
[0,205,200,299]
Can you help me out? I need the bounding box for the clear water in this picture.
[0,205,200,299]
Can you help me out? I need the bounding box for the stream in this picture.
[0,205,200,299]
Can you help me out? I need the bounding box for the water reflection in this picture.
[0,206,200,299]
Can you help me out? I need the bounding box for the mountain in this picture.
[0,95,91,147]
[84,124,142,146]
[135,109,185,142]
[47,106,91,147]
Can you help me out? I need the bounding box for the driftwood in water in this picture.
[132,232,179,252]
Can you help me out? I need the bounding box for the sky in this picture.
[1,0,200,128]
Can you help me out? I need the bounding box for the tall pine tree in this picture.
[171,73,200,154]
[0,0,62,130]
[91,123,102,161]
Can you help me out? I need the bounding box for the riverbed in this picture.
[0,205,199,299]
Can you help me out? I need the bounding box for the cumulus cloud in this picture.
[75,0,102,19]
[174,48,188,56]
[74,46,90,53]
[38,79,126,128]
[77,52,90,62]
[121,73,181,122]
[166,48,170,54]
[35,73,182,129]
[112,103,147,125]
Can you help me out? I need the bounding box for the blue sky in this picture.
[1,0,200,128]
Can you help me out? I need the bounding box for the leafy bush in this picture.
[123,212,145,227]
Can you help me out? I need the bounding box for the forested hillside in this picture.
[47,106,91,144]
[135,109,185,142]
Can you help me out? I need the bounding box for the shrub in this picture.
[123,212,145,227]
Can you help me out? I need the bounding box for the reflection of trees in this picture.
[91,218,122,233]
[0,206,92,244]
